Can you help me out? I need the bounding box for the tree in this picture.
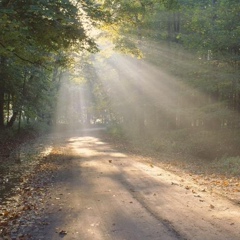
[93,0,240,131]
[0,0,98,128]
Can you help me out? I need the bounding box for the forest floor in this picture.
[0,130,240,240]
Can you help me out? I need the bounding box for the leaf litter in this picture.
[106,134,240,204]
[0,143,68,239]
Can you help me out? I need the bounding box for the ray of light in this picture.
[89,40,238,137]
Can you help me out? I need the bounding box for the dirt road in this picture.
[21,133,240,240]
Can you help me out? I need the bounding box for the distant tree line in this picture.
[0,0,239,134]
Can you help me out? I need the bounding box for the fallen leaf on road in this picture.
[194,195,201,198]
[59,230,67,235]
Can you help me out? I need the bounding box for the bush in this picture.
[211,156,240,175]
[145,129,240,160]
[107,124,126,139]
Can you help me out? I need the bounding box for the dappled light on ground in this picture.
[67,136,128,160]
[30,135,240,240]
[1,133,240,239]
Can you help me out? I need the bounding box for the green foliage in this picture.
[113,36,143,58]
[100,0,173,56]
[179,0,240,61]
[0,0,102,129]
[213,156,240,176]
[107,123,126,139]
[0,0,96,55]
[20,121,51,136]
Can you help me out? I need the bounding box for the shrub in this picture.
[107,124,126,139]
[211,156,240,175]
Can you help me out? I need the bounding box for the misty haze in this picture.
[0,1,240,239]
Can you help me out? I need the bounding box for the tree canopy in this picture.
[0,0,98,128]
[0,0,239,138]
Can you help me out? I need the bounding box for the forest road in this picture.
[31,133,240,240]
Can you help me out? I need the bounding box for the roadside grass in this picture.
[209,156,240,176]
[106,125,240,177]
[106,126,240,203]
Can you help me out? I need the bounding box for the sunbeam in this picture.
[91,45,202,131]
[75,38,240,159]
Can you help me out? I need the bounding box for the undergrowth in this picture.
[0,122,50,159]
[107,124,240,176]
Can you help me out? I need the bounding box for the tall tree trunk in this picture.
[7,111,18,128]
[18,110,22,132]
[6,93,11,123]
[0,57,6,129]
[136,12,146,136]
[0,88,4,129]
